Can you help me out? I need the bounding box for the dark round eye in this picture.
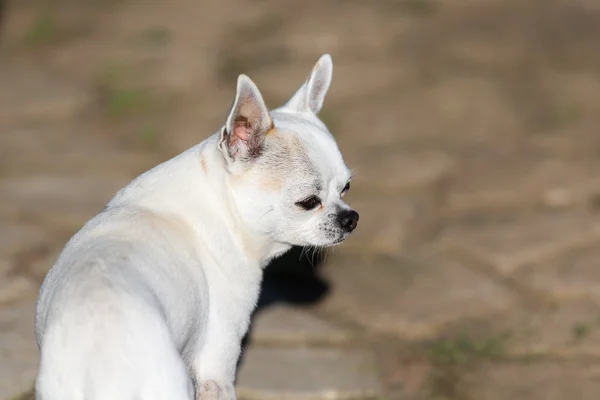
[341,181,351,196]
[296,195,321,211]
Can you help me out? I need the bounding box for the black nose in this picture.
[338,209,359,232]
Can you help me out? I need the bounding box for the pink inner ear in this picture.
[233,118,251,142]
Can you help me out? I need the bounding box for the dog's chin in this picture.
[319,232,352,248]
[329,237,348,246]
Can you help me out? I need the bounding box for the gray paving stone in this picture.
[462,361,600,400]
[236,346,382,400]
[517,244,600,303]
[0,276,37,304]
[344,151,455,193]
[319,252,515,339]
[334,75,521,152]
[0,124,144,178]
[448,157,600,213]
[439,210,600,275]
[0,223,47,260]
[0,64,91,124]
[0,174,131,228]
[342,152,454,255]
[0,222,61,285]
[250,305,353,345]
[0,302,39,400]
[495,302,600,358]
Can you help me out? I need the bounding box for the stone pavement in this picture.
[3,0,600,399]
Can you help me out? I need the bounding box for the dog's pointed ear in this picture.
[281,54,332,115]
[220,75,272,162]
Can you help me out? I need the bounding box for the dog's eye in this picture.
[341,181,351,197]
[296,196,321,211]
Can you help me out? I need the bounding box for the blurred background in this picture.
[2,0,600,399]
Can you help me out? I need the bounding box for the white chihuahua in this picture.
[34,54,358,400]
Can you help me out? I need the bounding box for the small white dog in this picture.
[34,54,359,400]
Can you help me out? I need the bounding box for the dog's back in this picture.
[35,208,205,400]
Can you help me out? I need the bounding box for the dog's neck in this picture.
[109,134,289,268]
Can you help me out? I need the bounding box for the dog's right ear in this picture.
[219,75,272,164]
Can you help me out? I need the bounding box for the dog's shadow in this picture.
[236,246,329,375]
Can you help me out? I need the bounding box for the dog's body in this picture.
[34,55,358,400]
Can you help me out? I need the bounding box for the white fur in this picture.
[34,54,357,400]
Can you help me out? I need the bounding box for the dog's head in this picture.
[218,54,358,248]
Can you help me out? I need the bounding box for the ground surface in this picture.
[3,0,600,399]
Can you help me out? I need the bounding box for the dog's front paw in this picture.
[198,380,236,400]
[198,380,220,400]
